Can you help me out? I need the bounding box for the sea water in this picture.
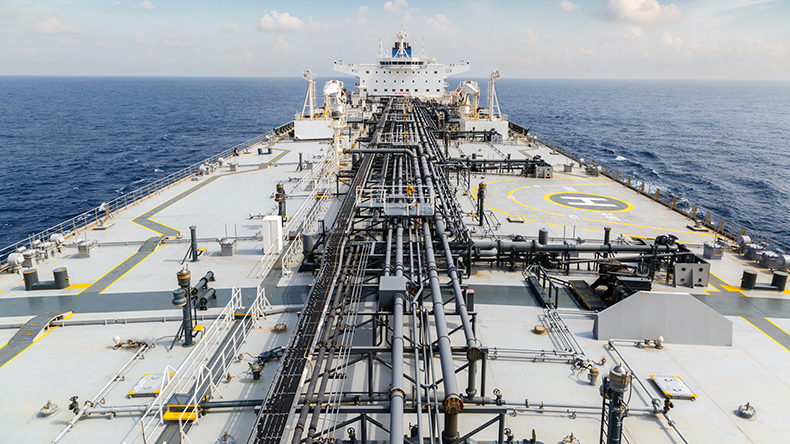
[1,77,788,248]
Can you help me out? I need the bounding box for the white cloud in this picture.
[134,1,154,11]
[58,1,73,5]
[660,30,682,47]
[558,0,580,12]
[619,25,645,39]
[520,28,539,44]
[109,2,121,6]
[606,0,682,23]
[578,47,594,55]
[425,14,461,40]
[134,29,147,42]
[357,6,369,15]
[223,22,238,31]
[161,32,188,47]
[257,11,303,32]
[29,16,81,35]
[273,36,297,52]
[384,0,409,12]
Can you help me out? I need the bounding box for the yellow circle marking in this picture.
[508,187,566,216]
[543,192,634,213]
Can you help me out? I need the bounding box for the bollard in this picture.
[772,271,788,292]
[741,270,757,290]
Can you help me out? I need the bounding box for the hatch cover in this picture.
[650,375,697,400]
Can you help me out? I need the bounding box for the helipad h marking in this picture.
[544,192,634,213]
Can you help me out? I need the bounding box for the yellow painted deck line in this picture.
[741,317,790,354]
[510,195,566,217]
[66,283,91,289]
[766,318,790,339]
[97,243,165,294]
[84,142,290,294]
[0,313,74,371]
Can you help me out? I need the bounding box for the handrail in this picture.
[521,128,789,253]
[139,286,245,440]
[1,123,294,265]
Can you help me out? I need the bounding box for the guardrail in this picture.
[1,122,295,266]
[510,125,790,254]
[140,286,269,442]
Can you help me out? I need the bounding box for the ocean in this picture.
[1,77,788,250]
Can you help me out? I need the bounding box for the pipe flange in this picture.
[443,394,464,415]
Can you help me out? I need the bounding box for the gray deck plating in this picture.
[0,311,69,368]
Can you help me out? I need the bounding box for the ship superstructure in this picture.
[1,28,790,444]
[333,27,469,99]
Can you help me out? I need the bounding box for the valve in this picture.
[347,427,356,443]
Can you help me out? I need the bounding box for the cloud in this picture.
[558,0,581,11]
[223,22,238,31]
[29,16,82,35]
[520,28,539,44]
[134,29,147,42]
[161,32,188,47]
[605,0,682,23]
[109,2,121,6]
[660,30,682,47]
[273,36,297,52]
[384,0,409,12]
[425,14,460,39]
[618,25,645,39]
[578,47,594,55]
[257,11,303,32]
[357,6,369,15]
[58,1,73,5]
[134,1,154,11]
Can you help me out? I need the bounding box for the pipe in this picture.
[607,341,691,444]
[292,248,356,444]
[344,148,417,158]
[421,221,463,439]
[52,343,151,443]
[390,219,406,444]
[473,239,679,254]
[190,225,199,262]
[390,292,406,444]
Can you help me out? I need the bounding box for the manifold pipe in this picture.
[435,213,480,398]
[473,239,679,254]
[384,226,394,277]
[390,292,406,444]
[344,148,417,158]
[389,219,406,444]
[413,127,480,399]
[422,220,463,440]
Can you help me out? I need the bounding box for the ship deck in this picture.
[1,125,789,444]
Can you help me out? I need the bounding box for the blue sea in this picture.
[1,77,789,248]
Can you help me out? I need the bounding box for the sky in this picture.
[1,0,788,79]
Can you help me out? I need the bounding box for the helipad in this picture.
[545,191,634,212]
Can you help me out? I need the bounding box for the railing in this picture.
[139,286,265,441]
[524,264,563,308]
[0,125,294,265]
[518,128,790,254]
[354,184,436,216]
[280,149,337,276]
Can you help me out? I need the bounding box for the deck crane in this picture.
[455,80,480,120]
